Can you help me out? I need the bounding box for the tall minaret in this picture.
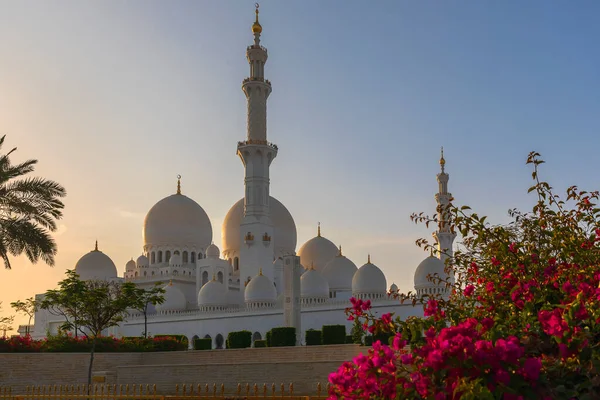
[432,148,457,268]
[237,4,277,283]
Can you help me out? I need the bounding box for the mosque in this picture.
[30,6,455,347]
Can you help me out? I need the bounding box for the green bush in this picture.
[322,325,346,345]
[254,339,267,348]
[364,336,373,346]
[305,329,322,346]
[345,335,353,344]
[153,334,188,348]
[193,338,212,350]
[270,327,296,347]
[373,332,393,346]
[266,330,272,347]
[227,331,252,349]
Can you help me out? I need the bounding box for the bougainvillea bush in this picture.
[329,153,600,399]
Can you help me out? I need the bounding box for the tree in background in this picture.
[40,270,86,337]
[0,301,14,338]
[126,282,166,338]
[0,135,66,269]
[10,297,38,336]
[350,315,364,345]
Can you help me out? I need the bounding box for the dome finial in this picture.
[176,174,182,195]
[310,261,315,270]
[317,222,321,237]
[259,268,263,275]
[252,3,262,34]
[439,147,446,172]
[94,240,98,252]
[367,254,371,264]
[338,245,343,256]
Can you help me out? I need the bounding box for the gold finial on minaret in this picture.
[94,240,98,252]
[252,3,262,34]
[430,247,434,257]
[176,174,182,195]
[367,254,371,264]
[439,147,446,172]
[259,268,263,276]
[338,245,343,256]
[317,222,321,237]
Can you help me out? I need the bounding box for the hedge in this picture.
[364,336,374,346]
[266,331,272,347]
[305,329,322,346]
[254,339,267,348]
[0,335,187,352]
[373,332,393,346]
[154,334,188,348]
[270,327,296,347]
[227,331,252,349]
[322,325,346,345]
[193,338,212,350]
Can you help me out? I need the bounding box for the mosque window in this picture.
[173,270,178,276]
[174,250,180,256]
[144,271,147,277]
[191,252,195,263]
[183,251,188,263]
[217,271,223,283]
[166,251,171,262]
[135,272,138,277]
[202,271,208,286]
[151,271,155,276]
[158,251,163,263]
[234,257,239,271]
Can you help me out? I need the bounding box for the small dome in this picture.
[198,278,227,307]
[125,259,136,272]
[389,283,398,292]
[156,281,187,311]
[245,271,277,303]
[143,190,212,249]
[74,244,118,281]
[206,243,220,259]
[352,257,387,295]
[136,255,149,268]
[169,253,182,267]
[297,226,338,272]
[414,255,446,290]
[322,248,357,290]
[300,267,329,299]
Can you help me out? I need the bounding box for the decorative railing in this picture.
[237,140,278,151]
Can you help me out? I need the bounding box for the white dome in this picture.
[297,229,338,272]
[169,253,182,267]
[143,192,212,249]
[244,272,277,303]
[206,243,220,259]
[155,281,187,311]
[414,255,446,289]
[136,255,149,268]
[74,245,118,281]
[322,249,357,290]
[300,267,329,299]
[198,279,227,307]
[125,259,136,272]
[222,197,297,259]
[352,258,387,295]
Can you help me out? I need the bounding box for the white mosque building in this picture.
[30,6,455,347]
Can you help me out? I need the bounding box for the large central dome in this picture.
[143,193,213,249]
[222,196,297,260]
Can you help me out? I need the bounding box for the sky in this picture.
[1,1,599,333]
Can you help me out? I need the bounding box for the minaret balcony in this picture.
[237,140,278,151]
[244,232,255,245]
[262,233,271,246]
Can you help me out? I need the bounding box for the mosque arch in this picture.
[166,251,171,262]
[252,331,262,345]
[215,334,224,349]
[158,251,163,263]
[182,251,188,263]
[202,271,209,286]
[151,252,156,264]
[234,257,239,271]
[191,252,196,263]
[217,271,223,283]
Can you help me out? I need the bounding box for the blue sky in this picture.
[1,1,599,328]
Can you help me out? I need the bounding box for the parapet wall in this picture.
[0,345,365,394]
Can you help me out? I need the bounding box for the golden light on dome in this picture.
[252,3,262,34]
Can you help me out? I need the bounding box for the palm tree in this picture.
[0,135,66,269]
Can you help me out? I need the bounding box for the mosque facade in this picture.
[30,7,454,347]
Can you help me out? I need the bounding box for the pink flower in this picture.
[463,284,475,297]
[522,357,542,381]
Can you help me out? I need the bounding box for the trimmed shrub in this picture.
[194,338,212,350]
[373,332,393,346]
[266,330,272,347]
[270,327,296,347]
[364,336,374,346]
[322,325,346,345]
[345,335,353,344]
[227,331,252,349]
[254,339,267,348]
[305,329,322,346]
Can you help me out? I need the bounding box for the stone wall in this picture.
[0,345,365,395]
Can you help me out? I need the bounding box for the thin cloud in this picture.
[117,209,144,219]
[55,224,68,236]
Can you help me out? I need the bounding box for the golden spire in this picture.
[317,222,321,237]
[94,240,98,252]
[440,147,446,172]
[252,3,262,34]
[176,174,182,195]
[430,247,434,257]
[367,254,371,264]
[259,268,263,276]
[310,261,315,270]
[338,245,343,256]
